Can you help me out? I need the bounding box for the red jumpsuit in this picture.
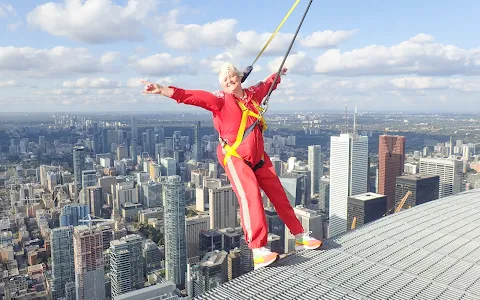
[168,73,304,249]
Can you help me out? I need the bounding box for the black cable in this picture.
[261,0,314,109]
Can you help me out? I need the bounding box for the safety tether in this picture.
[241,0,301,84]
[220,0,313,167]
[243,0,314,138]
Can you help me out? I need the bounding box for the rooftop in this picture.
[349,192,385,202]
[196,189,480,299]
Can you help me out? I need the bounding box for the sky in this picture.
[1,0,480,113]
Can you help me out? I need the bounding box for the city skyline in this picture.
[0,0,479,113]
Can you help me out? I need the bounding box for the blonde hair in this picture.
[218,61,243,85]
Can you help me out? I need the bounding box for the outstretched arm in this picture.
[247,68,287,101]
[141,81,224,112]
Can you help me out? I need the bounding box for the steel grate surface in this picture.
[195,190,480,299]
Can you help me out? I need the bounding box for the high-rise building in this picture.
[347,192,387,229]
[308,145,323,197]
[109,234,144,297]
[143,239,163,274]
[194,121,202,161]
[163,175,187,289]
[209,186,238,229]
[60,204,89,227]
[186,215,210,262]
[73,225,105,300]
[378,135,405,212]
[73,146,86,198]
[131,116,137,141]
[395,174,440,209]
[419,157,463,198]
[50,226,75,300]
[329,133,369,237]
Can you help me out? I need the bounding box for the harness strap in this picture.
[220,99,267,167]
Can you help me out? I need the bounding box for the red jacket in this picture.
[169,73,281,166]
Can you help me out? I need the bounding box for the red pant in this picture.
[222,152,304,249]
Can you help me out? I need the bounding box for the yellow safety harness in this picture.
[219,99,268,168]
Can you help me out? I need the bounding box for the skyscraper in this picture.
[109,234,144,297]
[50,226,75,300]
[419,157,463,198]
[378,135,405,212]
[308,145,323,197]
[73,146,86,198]
[163,175,187,289]
[73,225,105,300]
[329,132,368,237]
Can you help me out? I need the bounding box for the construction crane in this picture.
[394,191,412,213]
[78,214,115,227]
[352,191,412,230]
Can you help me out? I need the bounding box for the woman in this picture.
[141,62,322,269]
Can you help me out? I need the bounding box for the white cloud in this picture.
[301,30,358,48]
[0,46,116,77]
[26,0,157,44]
[0,80,17,87]
[267,51,314,75]
[127,76,176,87]
[0,4,15,18]
[100,52,120,64]
[390,76,480,92]
[231,31,295,57]
[34,89,89,96]
[63,77,122,89]
[163,18,238,52]
[314,34,480,76]
[132,53,195,76]
[200,52,236,73]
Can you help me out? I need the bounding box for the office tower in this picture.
[265,207,285,254]
[395,174,440,209]
[270,155,283,176]
[227,249,242,281]
[329,131,369,237]
[220,227,241,252]
[60,204,89,227]
[209,185,238,229]
[73,225,105,300]
[279,173,310,207]
[318,177,330,213]
[131,116,137,141]
[50,226,75,300]
[81,170,97,204]
[85,186,102,217]
[73,146,86,198]
[419,157,463,198]
[199,230,223,257]
[143,239,163,274]
[378,135,405,212]
[285,206,324,252]
[191,250,228,297]
[110,234,144,297]
[163,175,187,289]
[186,215,210,262]
[347,192,387,229]
[194,121,202,161]
[308,145,323,197]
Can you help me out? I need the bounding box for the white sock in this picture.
[295,233,304,239]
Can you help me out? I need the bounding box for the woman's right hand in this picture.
[141,80,164,95]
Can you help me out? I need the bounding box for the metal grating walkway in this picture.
[195,189,480,299]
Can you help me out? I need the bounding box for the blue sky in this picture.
[1,0,480,113]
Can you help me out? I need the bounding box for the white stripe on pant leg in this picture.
[226,157,253,242]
